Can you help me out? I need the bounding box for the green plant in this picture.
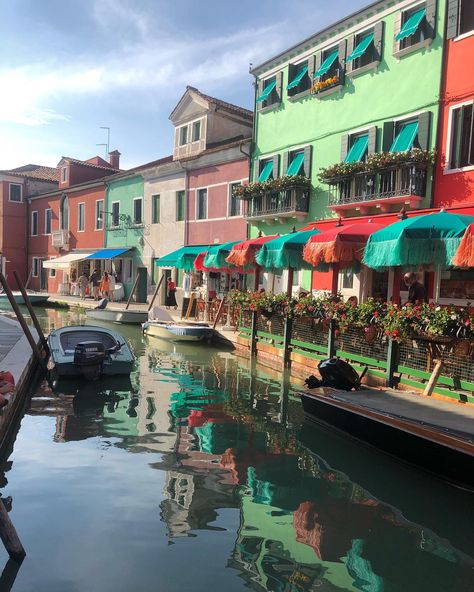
[233,175,311,200]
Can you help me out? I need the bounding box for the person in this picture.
[109,271,116,302]
[166,277,178,310]
[403,272,426,305]
[100,272,110,299]
[347,295,358,306]
[78,272,89,300]
[89,269,101,300]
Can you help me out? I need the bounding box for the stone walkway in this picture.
[0,316,23,366]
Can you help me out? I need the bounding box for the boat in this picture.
[143,320,215,342]
[47,325,135,381]
[85,308,149,324]
[0,291,49,305]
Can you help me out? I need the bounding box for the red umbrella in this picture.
[303,221,386,267]
[452,223,474,268]
[225,235,279,268]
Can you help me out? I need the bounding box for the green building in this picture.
[248,0,445,292]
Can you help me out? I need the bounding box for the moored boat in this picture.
[47,325,135,381]
[85,308,148,324]
[0,291,49,306]
[143,320,215,342]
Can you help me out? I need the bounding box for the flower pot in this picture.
[453,339,471,357]
[364,325,378,344]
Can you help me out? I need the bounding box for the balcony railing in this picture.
[245,185,310,221]
[326,163,428,212]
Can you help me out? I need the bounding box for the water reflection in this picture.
[2,308,474,591]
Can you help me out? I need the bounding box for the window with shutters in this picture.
[196,188,207,220]
[95,200,104,230]
[192,121,201,142]
[45,209,52,235]
[111,201,120,227]
[287,60,310,97]
[228,183,242,217]
[77,203,85,232]
[459,0,474,36]
[179,126,188,146]
[31,211,38,236]
[397,3,428,51]
[176,191,185,221]
[152,195,160,224]
[448,103,474,170]
[133,198,143,224]
[349,29,377,71]
[32,257,40,278]
[9,183,22,202]
[256,76,279,108]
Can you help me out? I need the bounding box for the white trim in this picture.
[188,180,244,191]
[454,30,474,42]
[44,208,52,235]
[77,202,85,232]
[111,201,120,227]
[8,183,22,203]
[152,194,161,224]
[392,109,426,123]
[95,199,104,231]
[31,211,38,236]
[133,196,143,224]
[444,98,474,173]
[195,186,208,220]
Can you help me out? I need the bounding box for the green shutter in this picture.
[287,64,308,89]
[373,21,384,61]
[153,195,160,223]
[258,160,274,182]
[417,112,432,150]
[346,33,375,62]
[390,121,419,153]
[286,152,305,176]
[446,0,460,39]
[425,0,437,40]
[283,151,289,175]
[395,9,426,41]
[383,122,394,152]
[256,79,276,103]
[345,135,369,163]
[314,50,338,77]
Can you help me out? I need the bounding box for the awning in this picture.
[256,79,276,103]
[345,135,369,163]
[287,152,305,176]
[43,252,93,269]
[255,229,320,272]
[395,8,426,42]
[390,121,419,153]
[86,248,131,260]
[155,245,212,270]
[346,33,375,62]
[258,160,274,182]
[287,64,308,90]
[314,50,338,78]
[226,235,278,267]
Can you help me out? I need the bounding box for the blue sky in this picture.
[1,0,369,170]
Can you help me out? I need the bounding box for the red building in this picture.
[28,153,120,293]
[0,165,58,284]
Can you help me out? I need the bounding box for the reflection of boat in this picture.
[143,320,215,342]
[0,291,49,305]
[48,325,135,381]
[86,308,148,324]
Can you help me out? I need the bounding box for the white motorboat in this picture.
[143,320,215,342]
[86,308,148,324]
[0,291,49,306]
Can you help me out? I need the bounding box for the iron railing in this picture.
[245,185,310,220]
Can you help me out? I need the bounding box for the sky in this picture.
[0,0,370,170]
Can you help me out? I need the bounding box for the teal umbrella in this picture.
[255,229,320,272]
[203,241,241,270]
[155,245,212,271]
[363,211,474,270]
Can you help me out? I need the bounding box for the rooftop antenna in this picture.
[98,126,110,158]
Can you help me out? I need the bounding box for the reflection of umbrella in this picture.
[363,212,474,270]
[226,235,278,267]
[303,221,385,267]
[255,230,320,272]
[452,224,474,268]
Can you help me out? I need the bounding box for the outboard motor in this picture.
[305,358,368,391]
[73,341,106,381]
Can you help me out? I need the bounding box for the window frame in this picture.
[455,0,474,39]
[49,258,57,278]
[179,125,188,146]
[192,120,201,142]
[32,257,40,278]
[152,194,161,224]
[95,200,104,230]
[44,208,52,235]
[60,195,69,231]
[319,45,340,83]
[133,197,143,225]
[196,187,208,221]
[228,182,243,217]
[111,201,120,227]
[61,167,68,183]
[258,75,279,110]
[350,28,377,72]
[176,190,185,222]
[77,202,85,232]
[287,59,311,98]
[31,211,38,236]
[8,183,22,203]
[346,131,370,163]
[445,100,474,172]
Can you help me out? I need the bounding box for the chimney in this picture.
[108,150,121,169]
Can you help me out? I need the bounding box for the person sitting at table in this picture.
[403,272,426,305]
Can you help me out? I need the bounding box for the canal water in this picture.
[0,306,473,592]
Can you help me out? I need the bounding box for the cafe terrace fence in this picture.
[238,310,474,405]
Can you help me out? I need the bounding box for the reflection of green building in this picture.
[102,397,139,440]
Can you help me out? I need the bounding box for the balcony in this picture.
[326,163,428,214]
[51,229,69,250]
[244,185,310,222]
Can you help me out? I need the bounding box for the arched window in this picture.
[60,195,69,230]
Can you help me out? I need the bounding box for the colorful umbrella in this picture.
[452,224,474,268]
[363,211,474,270]
[225,235,278,268]
[203,241,241,270]
[156,245,212,271]
[303,221,385,267]
[255,229,320,272]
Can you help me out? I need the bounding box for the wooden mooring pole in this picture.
[0,502,25,562]
[13,271,49,355]
[147,274,164,313]
[125,273,141,311]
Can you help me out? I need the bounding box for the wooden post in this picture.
[330,263,339,295]
[423,359,443,397]
[147,274,164,313]
[13,271,49,355]
[250,310,258,356]
[286,268,294,297]
[0,273,46,370]
[0,558,23,591]
[185,292,195,320]
[253,266,261,291]
[327,318,337,358]
[0,500,26,562]
[125,273,141,310]
[282,315,293,369]
[212,298,226,329]
[386,338,399,388]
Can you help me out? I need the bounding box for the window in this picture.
[45,209,52,235]
[196,189,207,220]
[78,203,85,231]
[314,46,339,82]
[348,31,376,70]
[176,191,185,221]
[440,269,474,300]
[449,104,474,169]
[192,121,201,142]
[49,259,57,278]
[229,183,241,217]
[345,134,369,163]
[256,74,282,109]
[124,259,133,283]
[9,183,22,202]
[31,211,38,236]
[152,194,160,224]
[287,61,310,96]
[342,268,354,289]
[60,195,69,230]
[179,126,188,146]
[459,0,474,36]
[390,120,419,153]
[258,159,274,182]
[61,167,67,183]
[397,5,427,50]
[111,202,120,227]
[32,257,40,278]
[95,200,104,230]
[287,151,305,175]
[133,198,143,224]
